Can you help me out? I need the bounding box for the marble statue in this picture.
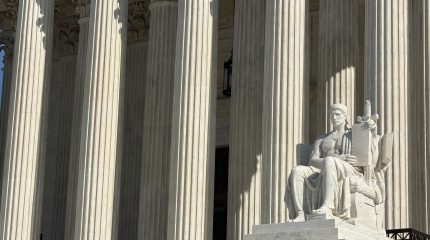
[286,101,392,230]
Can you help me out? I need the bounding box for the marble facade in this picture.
[0,0,428,240]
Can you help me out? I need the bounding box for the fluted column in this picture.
[117,42,148,240]
[64,11,89,240]
[167,0,217,239]
[318,0,358,132]
[364,0,409,229]
[410,0,430,233]
[420,1,430,232]
[41,55,77,240]
[0,0,54,239]
[40,7,82,237]
[226,0,265,239]
[138,1,177,240]
[0,42,13,203]
[261,0,309,223]
[73,0,128,239]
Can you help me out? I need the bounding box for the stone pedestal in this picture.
[244,219,390,240]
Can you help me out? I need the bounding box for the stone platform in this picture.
[243,218,391,240]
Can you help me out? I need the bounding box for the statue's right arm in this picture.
[309,136,325,169]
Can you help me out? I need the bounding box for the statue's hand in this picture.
[339,154,357,166]
[350,179,358,193]
[362,119,378,136]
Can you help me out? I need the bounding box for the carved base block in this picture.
[243,219,390,240]
[306,212,335,221]
[303,193,385,231]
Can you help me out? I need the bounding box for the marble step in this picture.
[244,227,339,240]
[252,219,337,234]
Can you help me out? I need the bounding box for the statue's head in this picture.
[329,103,348,128]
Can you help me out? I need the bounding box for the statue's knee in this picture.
[291,166,302,175]
[290,166,306,180]
[323,157,335,169]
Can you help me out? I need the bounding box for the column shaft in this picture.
[138,1,177,240]
[410,0,430,233]
[0,0,54,239]
[364,0,409,229]
[41,56,77,239]
[64,16,89,240]
[0,50,13,204]
[167,0,217,239]
[318,0,358,132]
[261,0,309,223]
[422,2,430,231]
[73,0,128,239]
[118,42,148,240]
[226,0,265,239]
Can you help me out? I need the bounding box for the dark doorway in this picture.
[213,147,229,240]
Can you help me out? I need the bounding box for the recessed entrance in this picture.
[213,147,229,240]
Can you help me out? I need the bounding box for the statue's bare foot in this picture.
[288,213,305,222]
[312,206,333,215]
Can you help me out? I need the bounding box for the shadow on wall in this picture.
[309,0,365,140]
[226,147,260,239]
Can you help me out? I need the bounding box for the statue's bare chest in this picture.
[320,133,343,157]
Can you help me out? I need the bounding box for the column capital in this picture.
[53,18,79,58]
[72,0,90,18]
[0,0,18,24]
[75,5,90,19]
[128,0,150,43]
[0,32,15,62]
[0,0,18,36]
[0,0,16,70]
[54,3,80,58]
